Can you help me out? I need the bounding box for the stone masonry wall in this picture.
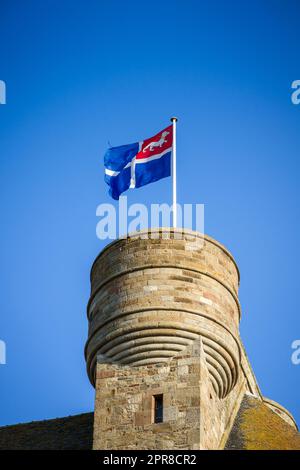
[89,229,298,450]
[86,229,241,402]
[93,337,256,450]
[93,340,202,450]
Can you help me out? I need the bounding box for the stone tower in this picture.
[85,228,299,450]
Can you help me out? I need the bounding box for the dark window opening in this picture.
[153,394,163,423]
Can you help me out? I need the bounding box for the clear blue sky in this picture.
[0,0,299,427]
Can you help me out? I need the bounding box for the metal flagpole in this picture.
[171,117,178,228]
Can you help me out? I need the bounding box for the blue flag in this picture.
[104,125,172,200]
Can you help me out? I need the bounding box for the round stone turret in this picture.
[85,228,241,398]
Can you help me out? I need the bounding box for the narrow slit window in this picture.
[153,394,163,423]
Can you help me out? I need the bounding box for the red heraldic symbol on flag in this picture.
[136,125,173,162]
[131,124,173,190]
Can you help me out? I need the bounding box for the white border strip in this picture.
[135,146,172,164]
[105,145,172,178]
